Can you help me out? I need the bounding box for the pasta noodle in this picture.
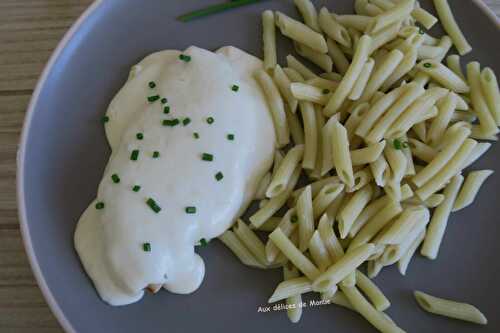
[367,0,415,34]
[297,185,315,251]
[267,145,304,197]
[480,67,500,126]
[262,11,277,71]
[286,54,318,80]
[286,108,305,145]
[219,231,265,269]
[276,11,328,53]
[283,265,303,323]
[309,231,332,271]
[327,38,350,75]
[233,219,268,266]
[291,82,331,105]
[446,55,466,81]
[331,120,355,187]
[432,0,472,55]
[338,184,373,238]
[319,7,352,48]
[416,60,470,93]
[453,170,493,212]
[268,276,312,303]
[294,0,321,32]
[295,42,333,72]
[349,58,375,100]
[274,65,299,113]
[355,270,391,311]
[351,141,386,166]
[300,101,318,170]
[312,183,345,219]
[397,230,425,275]
[265,209,298,262]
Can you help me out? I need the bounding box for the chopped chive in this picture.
[423,62,433,68]
[161,98,168,104]
[148,95,160,103]
[101,115,109,124]
[95,202,105,210]
[136,133,144,140]
[130,150,139,161]
[206,117,214,124]
[193,132,200,139]
[393,139,402,150]
[202,153,214,161]
[111,174,120,183]
[291,215,298,224]
[322,89,330,94]
[185,206,197,214]
[143,243,151,252]
[199,238,208,247]
[215,172,224,181]
[152,151,160,158]
[164,106,171,114]
[148,81,156,89]
[179,54,191,62]
[178,0,262,22]
[227,134,235,141]
[231,84,239,92]
[163,119,180,127]
[132,185,141,192]
[146,198,161,213]
[183,117,191,126]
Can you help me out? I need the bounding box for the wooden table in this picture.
[0,1,498,332]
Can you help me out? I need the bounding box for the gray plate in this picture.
[17,1,500,332]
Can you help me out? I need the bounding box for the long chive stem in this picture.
[178,0,264,22]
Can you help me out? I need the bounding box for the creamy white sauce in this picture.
[74,46,276,306]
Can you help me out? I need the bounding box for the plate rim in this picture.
[15,1,500,332]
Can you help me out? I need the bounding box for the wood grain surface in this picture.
[0,1,498,332]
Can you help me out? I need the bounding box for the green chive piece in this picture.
[130,150,139,161]
[152,151,160,158]
[132,185,141,192]
[179,54,192,62]
[193,132,200,139]
[101,115,109,124]
[183,117,191,126]
[423,62,433,68]
[136,133,144,140]
[95,202,105,210]
[206,117,214,124]
[231,84,239,92]
[148,81,156,89]
[161,98,168,104]
[148,95,160,102]
[163,119,180,127]
[185,206,197,214]
[164,106,171,114]
[199,238,208,247]
[393,139,402,150]
[111,174,120,183]
[322,89,330,94]
[146,198,161,213]
[227,134,235,141]
[202,153,214,161]
[291,215,298,224]
[215,172,224,181]
[178,0,262,22]
[143,243,151,252]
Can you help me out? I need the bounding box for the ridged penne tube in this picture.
[320,117,336,175]
[368,21,402,54]
[219,231,265,269]
[384,144,407,185]
[453,170,493,212]
[274,65,298,113]
[349,58,375,100]
[266,145,304,198]
[405,193,445,208]
[366,83,425,143]
[355,270,391,311]
[356,0,384,16]
[295,42,333,72]
[255,69,290,147]
[408,138,436,163]
[367,0,414,34]
[312,243,375,292]
[256,216,281,232]
[306,77,340,90]
[297,185,314,252]
[398,26,439,45]
[480,67,500,126]
[331,121,355,187]
[433,0,472,55]
[291,82,330,105]
[414,291,487,325]
[370,154,391,187]
[344,104,370,141]
[347,27,362,47]
[412,121,427,142]
[359,49,404,102]
[338,185,373,238]
[269,228,321,280]
[233,219,268,265]
[313,183,345,219]
[446,55,466,81]
[416,60,470,93]
[286,55,317,80]
[291,176,341,202]
[412,36,453,87]
[275,12,328,53]
[309,106,325,179]
[309,231,332,271]
[341,285,406,333]
[470,125,499,141]
[265,209,297,262]
[286,109,305,145]
[327,38,350,75]
[376,206,428,245]
[367,260,384,279]
[262,11,277,71]
[349,201,403,250]
[268,277,312,303]
[283,66,306,84]
[272,150,284,177]
[427,92,458,145]
[318,213,345,262]
[421,174,464,259]
[351,141,387,166]
[294,0,321,32]
[349,195,390,238]
[283,265,303,323]
[250,166,301,228]
[319,7,352,48]
[324,35,372,116]
[381,47,418,92]
[356,86,406,138]
[411,6,438,29]
[300,102,318,170]
[397,229,425,275]
[462,142,491,169]
[416,139,476,201]
[254,172,271,200]
[333,14,373,31]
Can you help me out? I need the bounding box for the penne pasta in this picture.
[255,172,271,200]
[266,145,304,197]
[355,270,391,311]
[334,14,373,32]
[256,216,281,232]
[370,154,391,187]
[219,231,265,269]
[349,58,375,100]
[294,0,321,32]
[291,82,331,105]
[276,11,328,53]
[286,108,305,145]
[416,60,470,93]
[327,38,350,75]
[262,11,277,71]
[433,0,472,55]
[286,54,318,80]
[453,170,493,212]
[397,230,425,275]
[318,213,345,261]
[408,138,436,163]
[367,0,415,34]
[338,184,373,238]
[309,230,332,271]
[331,120,355,187]
[427,92,458,145]
[376,206,428,245]
[446,55,466,81]
[295,42,333,72]
[233,219,268,265]
[351,141,387,166]
[319,7,352,48]
[480,67,500,126]
[268,276,312,303]
[265,209,298,262]
[312,183,345,219]
[297,185,314,252]
[411,7,438,29]
[274,65,298,113]
[462,142,491,169]
[300,101,318,170]
[283,265,303,323]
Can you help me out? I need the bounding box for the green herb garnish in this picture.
[183,118,191,126]
[95,202,105,210]
[148,81,156,89]
[152,151,160,158]
[164,106,170,114]
[231,84,239,92]
[101,116,109,124]
[185,206,197,214]
[227,134,235,141]
[163,119,180,127]
[179,54,191,62]
[143,243,151,252]
[393,139,402,150]
[199,238,208,247]
[215,172,224,181]
[206,117,214,124]
[161,98,168,104]
[423,62,433,68]
[111,174,120,183]
[132,185,141,192]
[193,132,200,139]
[136,132,144,140]
[130,150,139,161]
[146,198,161,213]
[202,153,214,161]
[148,95,160,103]
[291,215,298,224]
[178,0,264,22]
